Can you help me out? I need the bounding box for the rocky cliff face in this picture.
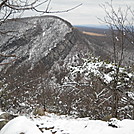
[0,16,76,70]
[0,16,88,75]
[0,15,93,113]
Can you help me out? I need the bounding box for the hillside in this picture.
[76,26,134,65]
[0,16,134,120]
[0,15,93,113]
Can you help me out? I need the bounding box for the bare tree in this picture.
[100,0,134,118]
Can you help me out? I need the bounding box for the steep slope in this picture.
[0,16,76,70]
[0,15,92,113]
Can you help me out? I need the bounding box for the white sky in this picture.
[26,0,134,25]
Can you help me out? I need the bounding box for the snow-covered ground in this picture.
[0,116,42,134]
[0,112,134,134]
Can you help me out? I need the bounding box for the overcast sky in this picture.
[28,0,134,25]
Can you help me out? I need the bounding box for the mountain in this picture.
[0,16,111,84]
[0,15,94,113]
[0,15,133,116]
[74,24,108,29]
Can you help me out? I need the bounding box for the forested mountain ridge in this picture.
[0,15,92,113]
[0,16,133,119]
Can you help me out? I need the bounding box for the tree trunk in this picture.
[112,90,119,118]
[132,105,134,120]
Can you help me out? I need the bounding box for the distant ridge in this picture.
[74,24,108,29]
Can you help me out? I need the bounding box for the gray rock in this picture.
[0,119,8,130]
[0,112,18,129]
[33,107,46,116]
[0,113,17,120]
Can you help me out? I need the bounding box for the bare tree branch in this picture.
[45,3,82,13]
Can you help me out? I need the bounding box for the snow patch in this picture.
[32,113,134,134]
[1,113,134,134]
[0,116,42,134]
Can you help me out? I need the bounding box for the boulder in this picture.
[0,112,17,120]
[102,114,112,121]
[0,112,18,130]
[33,107,45,116]
[0,119,8,130]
